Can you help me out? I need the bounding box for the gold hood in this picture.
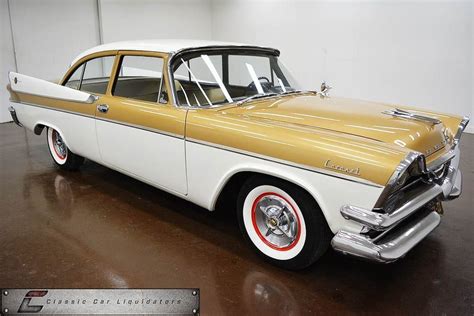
[231,94,456,160]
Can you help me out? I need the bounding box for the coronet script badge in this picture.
[324,160,361,176]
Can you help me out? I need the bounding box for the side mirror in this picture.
[320,81,332,97]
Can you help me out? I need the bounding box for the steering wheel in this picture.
[246,76,272,94]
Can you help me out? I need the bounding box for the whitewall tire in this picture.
[46,127,84,170]
[237,175,331,270]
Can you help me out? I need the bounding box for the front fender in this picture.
[185,141,383,234]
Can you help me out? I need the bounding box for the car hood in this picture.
[227,94,450,158]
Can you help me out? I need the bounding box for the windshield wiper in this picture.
[236,93,278,106]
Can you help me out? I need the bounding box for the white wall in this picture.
[0,0,17,123]
[8,0,101,81]
[99,0,212,43]
[212,0,473,132]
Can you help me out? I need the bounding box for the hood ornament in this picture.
[319,82,332,97]
[382,108,441,125]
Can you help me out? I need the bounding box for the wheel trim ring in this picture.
[51,130,66,160]
[251,192,301,251]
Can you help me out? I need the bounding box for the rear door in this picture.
[95,51,188,195]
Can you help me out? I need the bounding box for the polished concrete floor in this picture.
[1,122,473,315]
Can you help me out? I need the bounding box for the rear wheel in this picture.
[46,127,84,171]
[237,175,332,270]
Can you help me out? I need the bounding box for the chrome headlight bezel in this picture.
[374,152,426,210]
[453,116,470,147]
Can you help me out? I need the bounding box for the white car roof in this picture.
[71,39,276,66]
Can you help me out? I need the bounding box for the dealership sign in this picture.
[1,289,199,315]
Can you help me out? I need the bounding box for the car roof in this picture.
[70,39,278,66]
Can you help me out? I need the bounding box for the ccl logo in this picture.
[17,290,48,313]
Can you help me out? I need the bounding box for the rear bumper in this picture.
[331,147,462,263]
[8,106,22,127]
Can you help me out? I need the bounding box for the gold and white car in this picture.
[7,40,469,269]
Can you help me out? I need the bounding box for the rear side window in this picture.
[63,56,115,95]
[113,55,167,103]
[64,64,84,90]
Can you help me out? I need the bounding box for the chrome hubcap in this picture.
[53,131,67,158]
[253,195,299,249]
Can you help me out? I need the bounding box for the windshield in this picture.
[171,51,300,107]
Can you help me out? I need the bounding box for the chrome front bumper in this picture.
[332,211,441,262]
[331,147,463,263]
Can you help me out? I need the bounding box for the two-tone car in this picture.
[7,39,469,269]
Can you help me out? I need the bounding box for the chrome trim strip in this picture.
[382,108,441,125]
[186,137,383,188]
[10,101,184,140]
[341,184,442,231]
[332,211,441,263]
[8,106,22,127]
[453,116,470,146]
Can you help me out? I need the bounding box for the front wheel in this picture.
[237,175,332,270]
[46,127,84,171]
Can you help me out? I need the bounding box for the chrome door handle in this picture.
[97,104,109,113]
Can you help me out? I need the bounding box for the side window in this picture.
[64,64,84,90]
[64,56,114,95]
[81,56,115,94]
[113,55,167,103]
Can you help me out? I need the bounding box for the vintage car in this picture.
[7,40,469,269]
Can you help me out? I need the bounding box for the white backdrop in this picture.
[1,0,17,124]
[99,0,212,43]
[1,0,473,133]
